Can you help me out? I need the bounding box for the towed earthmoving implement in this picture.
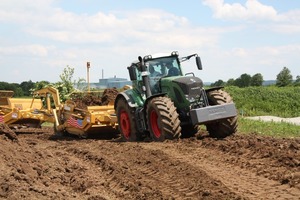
[0,89,54,129]
[0,88,59,139]
[114,51,238,141]
[54,99,117,138]
[35,87,119,138]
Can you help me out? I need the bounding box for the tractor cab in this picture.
[127,51,203,100]
[127,51,201,95]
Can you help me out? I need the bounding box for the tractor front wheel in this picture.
[206,89,238,138]
[146,96,181,141]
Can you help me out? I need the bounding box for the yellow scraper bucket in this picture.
[0,91,14,98]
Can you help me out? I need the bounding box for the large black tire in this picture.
[206,89,238,138]
[116,98,139,142]
[146,96,181,141]
[181,124,200,138]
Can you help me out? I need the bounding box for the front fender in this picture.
[114,89,144,109]
[144,93,167,110]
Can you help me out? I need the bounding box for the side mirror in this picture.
[196,56,202,70]
[127,66,137,80]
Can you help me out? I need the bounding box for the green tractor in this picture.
[114,51,238,141]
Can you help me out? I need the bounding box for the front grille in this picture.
[173,77,203,99]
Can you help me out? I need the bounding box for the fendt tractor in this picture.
[115,51,238,141]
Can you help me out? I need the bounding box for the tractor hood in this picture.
[160,76,203,108]
[172,76,203,96]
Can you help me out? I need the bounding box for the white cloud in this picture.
[269,24,300,34]
[0,0,299,83]
[202,0,300,35]
[202,0,283,21]
[0,44,52,56]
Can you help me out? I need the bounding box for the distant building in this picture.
[76,77,131,90]
[99,77,132,89]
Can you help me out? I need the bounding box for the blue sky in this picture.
[0,0,299,84]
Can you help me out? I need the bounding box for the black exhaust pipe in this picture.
[138,56,152,98]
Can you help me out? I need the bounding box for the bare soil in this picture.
[0,128,299,200]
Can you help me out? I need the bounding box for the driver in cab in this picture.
[149,65,161,77]
[166,62,179,76]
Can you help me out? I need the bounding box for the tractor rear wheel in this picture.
[206,89,238,138]
[116,98,139,142]
[146,96,181,141]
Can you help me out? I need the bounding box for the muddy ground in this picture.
[0,128,299,200]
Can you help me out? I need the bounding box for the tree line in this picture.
[0,66,84,99]
[211,67,300,87]
[0,66,299,97]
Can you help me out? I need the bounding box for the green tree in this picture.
[31,66,85,102]
[54,66,75,101]
[33,81,51,90]
[54,65,85,101]
[250,73,263,86]
[0,82,23,96]
[226,78,235,86]
[0,82,11,90]
[14,87,24,97]
[234,73,251,88]
[276,67,293,87]
[20,80,35,96]
[211,79,225,87]
[294,75,300,86]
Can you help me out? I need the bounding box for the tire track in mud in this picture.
[2,131,299,199]
[53,141,163,200]
[62,141,242,200]
[19,136,121,200]
[141,140,300,200]
[40,140,124,200]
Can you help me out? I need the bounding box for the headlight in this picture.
[185,95,195,102]
[171,51,179,56]
[144,55,152,60]
[185,94,201,103]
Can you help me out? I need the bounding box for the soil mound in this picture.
[71,88,119,109]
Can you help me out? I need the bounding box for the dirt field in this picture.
[0,128,299,200]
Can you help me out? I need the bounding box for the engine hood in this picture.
[172,76,203,94]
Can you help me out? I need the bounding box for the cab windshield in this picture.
[145,56,181,78]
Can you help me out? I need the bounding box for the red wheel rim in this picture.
[150,110,161,138]
[120,110,130,139]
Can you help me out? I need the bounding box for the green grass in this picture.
[41,122,54,127]
[225,86,300,118]
[238,117,300,138]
